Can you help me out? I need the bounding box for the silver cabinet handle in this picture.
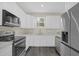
[71,12,79,32]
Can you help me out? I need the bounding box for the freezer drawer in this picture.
[71,49,79,56]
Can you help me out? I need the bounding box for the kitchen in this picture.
[0,2,79,56]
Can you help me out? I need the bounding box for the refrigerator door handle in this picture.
[71,12,79,32]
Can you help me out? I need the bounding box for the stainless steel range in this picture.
[0,31,26,56]
[12,36,26,56]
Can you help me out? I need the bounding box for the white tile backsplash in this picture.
[0,26,63,36]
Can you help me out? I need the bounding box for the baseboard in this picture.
[30,46,55,48]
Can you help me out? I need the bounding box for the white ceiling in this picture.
[17,2,78,15]
[17,2,65,13]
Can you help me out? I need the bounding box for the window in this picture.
[37,17,45,27]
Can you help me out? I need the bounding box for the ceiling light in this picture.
[41,4,44,7]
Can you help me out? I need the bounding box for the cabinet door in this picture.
[46,16,62,28]
[0,8,2,25]
[0,45,12,56]
[0,42,12,56]
[62,12,70,32]
[0,3,4,25]
[60,43,71,56]
[55,37,61,54]
[69,3,79,51]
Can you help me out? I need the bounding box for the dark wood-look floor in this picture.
[26,47,59,56]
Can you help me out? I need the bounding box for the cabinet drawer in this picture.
[71,49,79,56]
[60,43,71,56]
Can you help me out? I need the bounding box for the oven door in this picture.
[13,38,26,56]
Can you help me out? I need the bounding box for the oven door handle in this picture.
[14,41,24,46]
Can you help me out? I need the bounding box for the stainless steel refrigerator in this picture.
[61,3,79,56]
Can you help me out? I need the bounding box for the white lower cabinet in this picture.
[0,45,12,56]
[60,43,71,56]
[55,39,61,54]
[26,35,55,47]
[0,42,12,56]
[55,36,61,55]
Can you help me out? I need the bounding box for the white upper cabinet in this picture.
[32,16,37,28]
[0,3,4,25]
[25,15,63,29]
[45,16,63,29]
[26,15,37,28]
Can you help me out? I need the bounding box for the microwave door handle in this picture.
[71,12,79,32]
